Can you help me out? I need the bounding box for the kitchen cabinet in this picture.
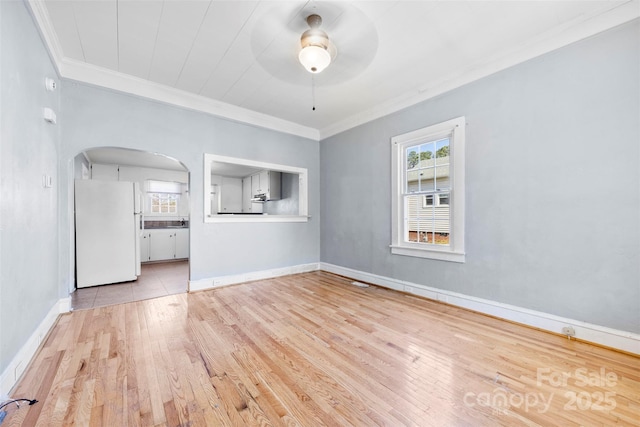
[258,170,269,192]
[243,176,262,213]
[142,229,189,262]
[242,177,252,213]
[250,170,281,201]
[140,232,150,262]
[175,229,189,259]
[149,229,175,261]
[219,177,242,212]
[250,174,260,198]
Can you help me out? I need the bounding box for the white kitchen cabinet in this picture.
[140,232,150,262]
[243,176,263,213]
[219,176,242,212]
[242,177,252,213]
[258,170,268,193]
[174,229,189,259]
[250,170,281,201]
[249,174,264,213]
[143,229,189,262]
[250,173,260,197]
[148,229,175,261]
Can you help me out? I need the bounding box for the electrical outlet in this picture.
[561,326,576,337]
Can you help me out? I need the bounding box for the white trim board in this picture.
[0,298,71,396]
[320,262,640,355]
[189,263,320,292]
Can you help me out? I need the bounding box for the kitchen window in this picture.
[390,116,466,262]
[146,180,182,215]
[149,193,179,214]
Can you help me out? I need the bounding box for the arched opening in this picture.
[70,147,190,309]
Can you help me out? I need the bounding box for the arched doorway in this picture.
[71,147,190,309]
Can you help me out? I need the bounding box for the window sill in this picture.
[206,215,309,223]
[390,245,465,263]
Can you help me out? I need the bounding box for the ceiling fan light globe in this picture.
[298,45,331,73]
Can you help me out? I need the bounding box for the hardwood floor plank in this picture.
[5,271,639,426]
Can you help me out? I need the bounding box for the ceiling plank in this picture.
[44,0,85,60]
[175,1,259,94]
[147,0,212,86]
[118,0,164,79]
[72,0,118,69]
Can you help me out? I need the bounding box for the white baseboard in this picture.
[59,297,71,313]
[189,262,320,292]
[320,262,640,355]
[0,298,70,396]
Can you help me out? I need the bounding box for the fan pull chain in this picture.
[312,75,316,111]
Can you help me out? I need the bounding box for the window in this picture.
[146,180,182,215]
[391,116,465,262]
[149,193,179,214]
[423,193,449,208]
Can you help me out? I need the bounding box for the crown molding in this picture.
[58,58,320,140]
[318,2,640,140]
[27,0,65,74]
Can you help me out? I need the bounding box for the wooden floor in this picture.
[5,271,639,426]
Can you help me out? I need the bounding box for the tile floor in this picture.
[71,260,189,310]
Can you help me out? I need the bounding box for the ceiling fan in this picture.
[250,2,378,87]
[297,13,336,74]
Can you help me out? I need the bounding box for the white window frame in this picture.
[390,116,466,263]
[422,194,449,208]
[149,192,180,215]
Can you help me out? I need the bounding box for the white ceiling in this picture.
[210,161,263,178]
[30,0,638,140]
[84,147,187,171]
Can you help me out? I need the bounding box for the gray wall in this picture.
[60,82,320,284]
[0,0,61,373]
[264,172,300,215]
[321,20,640,334]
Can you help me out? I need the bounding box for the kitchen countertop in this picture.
[144,225,189,229]
[144,220,189,229]
[217,212,265,215]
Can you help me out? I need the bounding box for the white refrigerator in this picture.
[75,179,142,288]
